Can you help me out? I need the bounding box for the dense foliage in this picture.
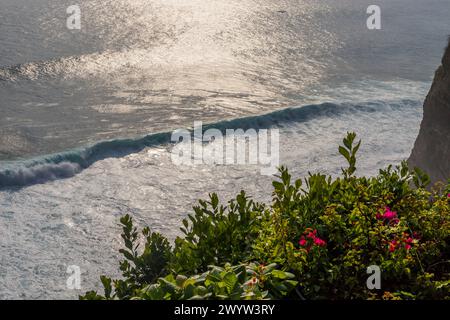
[81,133,450,300]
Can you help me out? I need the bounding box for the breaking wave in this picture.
[0,99,421,189]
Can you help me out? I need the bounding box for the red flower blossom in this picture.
[383,207,397,220]
[306,229,317,239]
[314,237,326,247]
[299,229,327,251]
[389,241,397,252]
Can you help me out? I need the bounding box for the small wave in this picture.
[0,48,148,82]
[0,132,171,189]
[0,162,82,188]
[0,99,421,189]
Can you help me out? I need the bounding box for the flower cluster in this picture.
[376,207,399,224]
[388,232,417,252]
[298,228,326,252]
[376,207,421,253]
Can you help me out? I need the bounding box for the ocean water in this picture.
[0,0,449,299]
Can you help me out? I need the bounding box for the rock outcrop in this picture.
[409,39,450,184]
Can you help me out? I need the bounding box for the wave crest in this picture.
[0,99,421,189]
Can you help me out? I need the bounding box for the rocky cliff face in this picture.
[409,40,450,184]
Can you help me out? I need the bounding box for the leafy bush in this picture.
[171,191,267,274]
[254,133,449,299]
[132,263,296,300]
[81,133,450,300]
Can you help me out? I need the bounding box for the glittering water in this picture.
[0,0,449,298]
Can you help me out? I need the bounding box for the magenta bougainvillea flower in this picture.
[299,238,307,247]
[306,229,317,239]
[299,229,326,251]
[377,207,398,222]
[314,237,326,247]
[388,234,417,253]
[383,207,397,220]
[404,236,414,250]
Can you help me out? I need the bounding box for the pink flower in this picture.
[383,207,397,220]
[403,236,414,250]
[306,230,317,239]
[447,193,450,198]
[300,229,327,251]
[314,237,326,247]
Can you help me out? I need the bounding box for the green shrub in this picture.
[81,215,173,299]
[171,191,267,274]
[253,133,449,299]
[133,263,296,300]
[81,132,450,300]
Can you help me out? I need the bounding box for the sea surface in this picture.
[0,0,449,298]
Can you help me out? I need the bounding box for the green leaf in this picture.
[339,146,350,161]
[100,276,112,299]
[119,249,135,261]
[223,272,238,294]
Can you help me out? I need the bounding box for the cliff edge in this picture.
[409,40,450,184]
